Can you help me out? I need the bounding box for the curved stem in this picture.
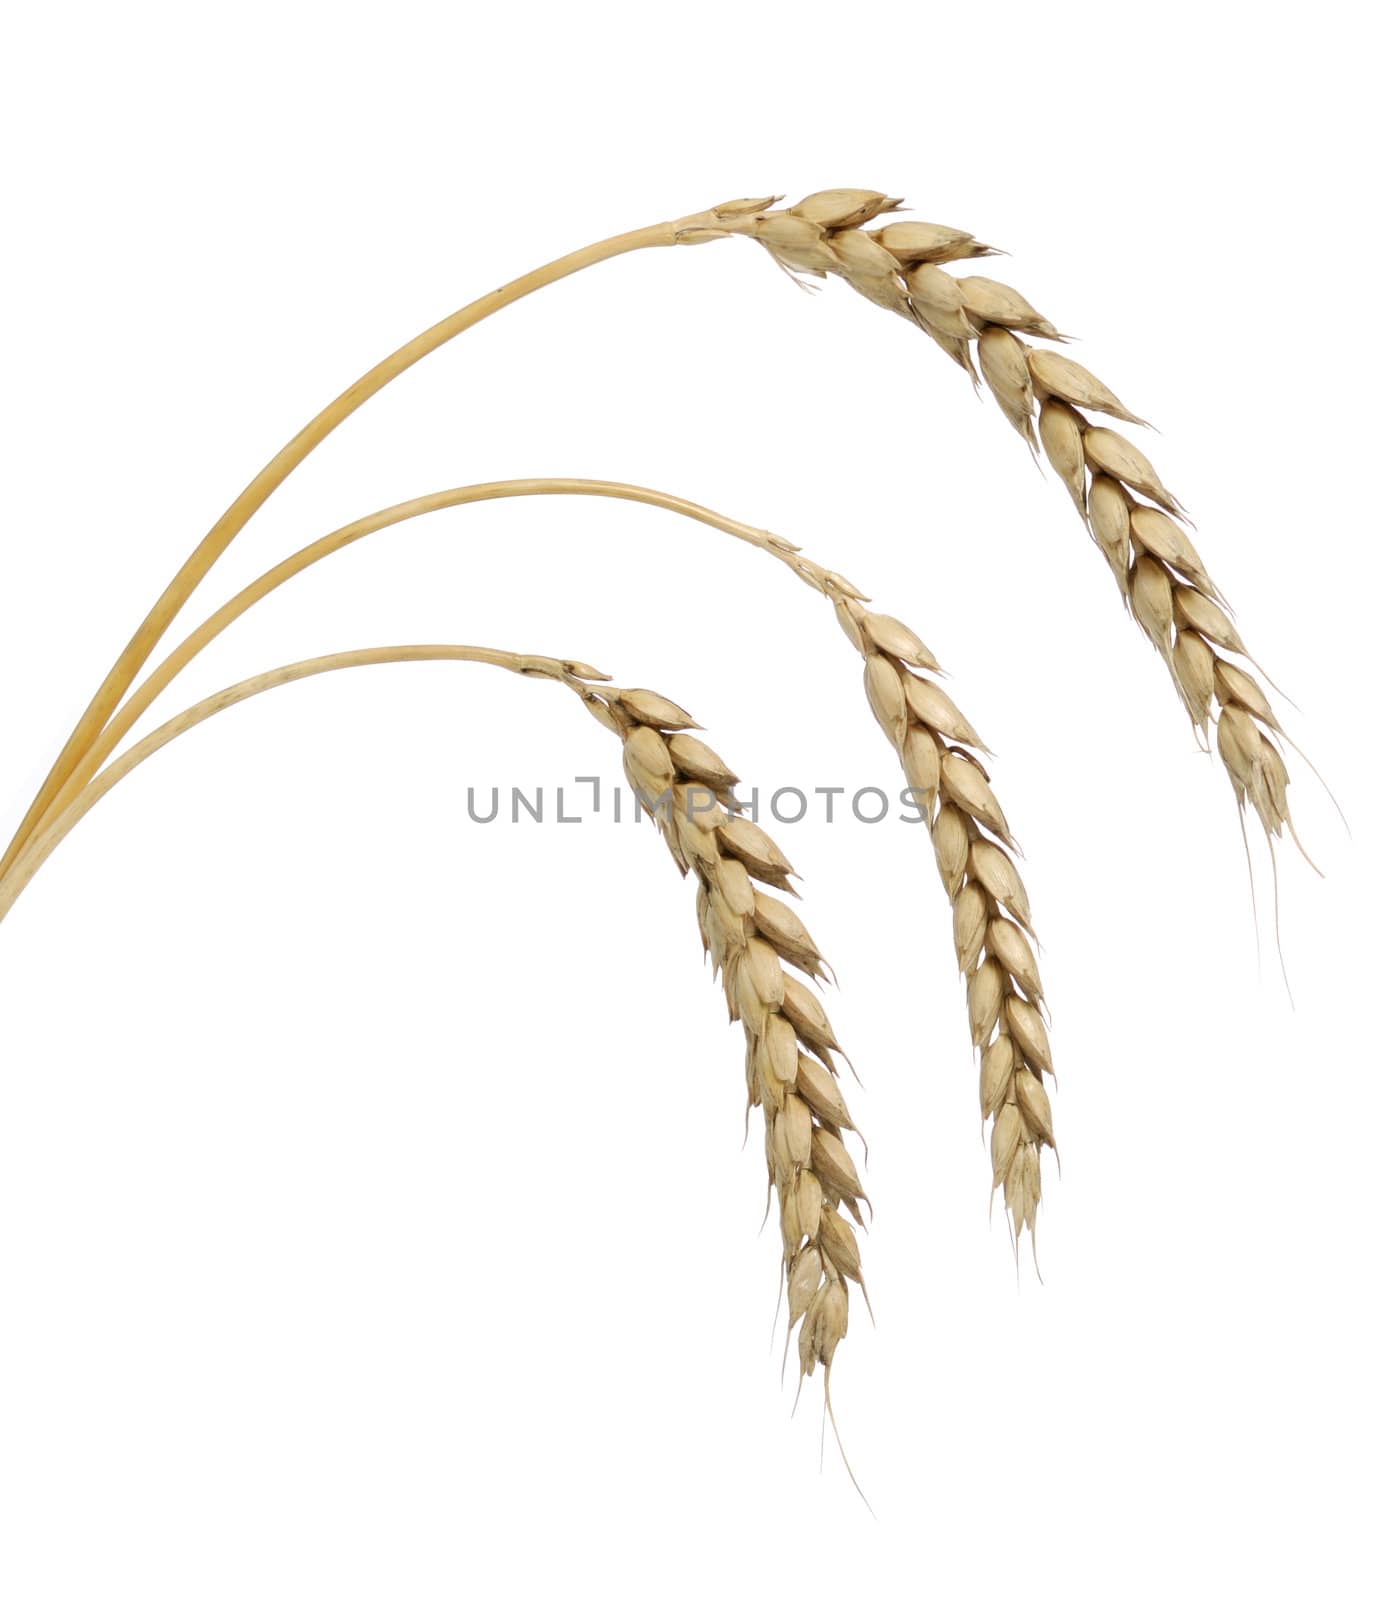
[0,646,589,924]
[11,479,800,886]
[0,216,698,882]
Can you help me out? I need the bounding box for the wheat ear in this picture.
[835,594,1053,1243]
[0,645,867,1401]
[591,685,866,1400]
[702,189,1302,855]
[978,334,1298,853]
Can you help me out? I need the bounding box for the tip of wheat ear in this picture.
[708,188,1310,865]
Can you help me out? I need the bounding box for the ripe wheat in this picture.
[594,685,866,1413]
[0,472,1048,1238]
[0,645,867,1410]
[3,186,1303,893]
[701,189,1300,855]
[839,595,1053,1241]
[1,185,1317,1463]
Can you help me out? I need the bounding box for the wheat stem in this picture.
[7,479,781,878]
[0,212,734,882]
[0,645,593,922]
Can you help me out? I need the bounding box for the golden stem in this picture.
[0,217,698,882]
[7,478,786,891]
[0,646,588,924]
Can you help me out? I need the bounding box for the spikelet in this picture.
[979,326,1037,448]
[1026,348,1146,425]
[788,187,902,230]
[957,276,1063,339]
[870,220,997,264]
[905,263,980,343]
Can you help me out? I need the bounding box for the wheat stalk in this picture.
[0,644,867,1421]
[7,480,805,853]
[7,184,1295,1265]
[0,473,1049,1239]
[2,184,1301,897]
[703,189,1303,858]
[0,204,735,882]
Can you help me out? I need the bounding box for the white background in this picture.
[1,4,1381,1595]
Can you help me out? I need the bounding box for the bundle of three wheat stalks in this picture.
[0,187,1307,1443]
